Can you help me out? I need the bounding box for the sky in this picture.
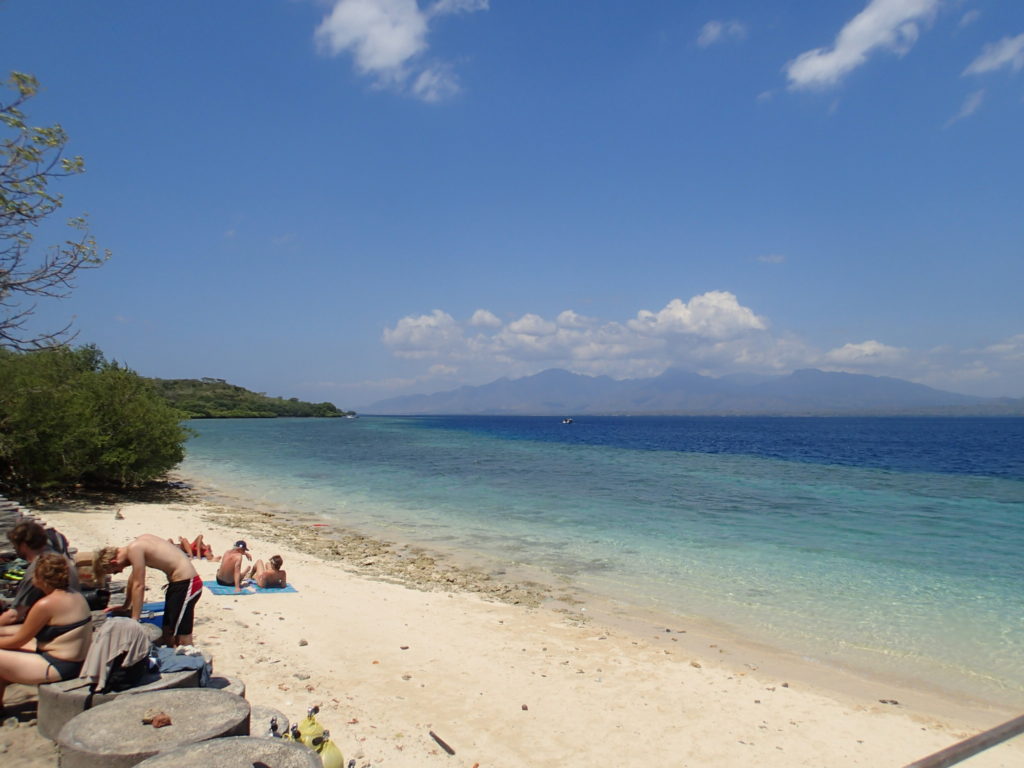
[2,0,1023,407]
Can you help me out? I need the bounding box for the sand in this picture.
[6,478,1024,768]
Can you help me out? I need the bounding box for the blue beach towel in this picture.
[202,580,298,596]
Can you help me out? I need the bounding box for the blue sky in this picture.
[3,0,1022,407]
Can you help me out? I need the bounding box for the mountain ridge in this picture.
[362,368,1024,416]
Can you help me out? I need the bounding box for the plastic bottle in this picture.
[297,705,325,747]
[310,729,345,768]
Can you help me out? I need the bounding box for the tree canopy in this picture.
[0,345,189,495]
[1,71,108,349]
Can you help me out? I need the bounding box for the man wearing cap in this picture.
[215,540,253,593]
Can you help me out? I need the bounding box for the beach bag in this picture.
[82,588,110,611]
[102,650,149,693]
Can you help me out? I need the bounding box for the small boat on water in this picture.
[561,417,573,424]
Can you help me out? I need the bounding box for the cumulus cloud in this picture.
[384,292,773,379]
[382,308,464,358]
[785,0,939,90]
[507,313,557,336]
[314,0,488,100]
[628,291,766,339]
[469,309,502,328]
[964,33,1024,76]
[381,298,1024,397]
[697,20,748,48]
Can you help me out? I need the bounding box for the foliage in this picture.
[0,345,189,495]
[1,71,109,349]
[149,377,351,419]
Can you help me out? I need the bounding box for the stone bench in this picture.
[56,688,250,768]
[134,735,320,767]
[250,704,290,738]
[37,668,199,741]
[206,675,246,699]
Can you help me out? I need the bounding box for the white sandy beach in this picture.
[8,481,1024,768]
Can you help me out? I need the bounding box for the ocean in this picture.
[180,415,1024,707]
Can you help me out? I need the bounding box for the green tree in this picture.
[1,72,108,349]
[0,345,189,495]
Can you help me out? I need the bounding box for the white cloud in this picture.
[507,313,557,336]
[825,340,907,365]
[628,291,766,339]
[981,334,1024,361]
[946,88,985,126]
[698,20,748,48]
[469,308,502,328]
[314,0,488,100]
[412,63,460,102]
[964,34,1024,76]
[785,0,939,90]
[428,0,487,16]
[959,10,981,28]
[556,310,595,329]
[381,298,1024,397]
[382,308,464,358]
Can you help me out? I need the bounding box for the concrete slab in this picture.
[38,669,199,741]
[56,688,250,768]
[133,735,320,767]
[250,704,290,738]
[205,675,246,698]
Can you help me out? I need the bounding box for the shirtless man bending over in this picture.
[94,534,202,647]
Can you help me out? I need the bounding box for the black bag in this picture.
[102,650,148,693]
[82,588,110,611]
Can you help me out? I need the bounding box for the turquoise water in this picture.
[180,415,1024,705]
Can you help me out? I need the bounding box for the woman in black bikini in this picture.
[0,553,91,711]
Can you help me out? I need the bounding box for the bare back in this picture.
[128,534,197,583]
[216,549,243,584]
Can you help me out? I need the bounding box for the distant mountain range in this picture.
[363,368,1024,416]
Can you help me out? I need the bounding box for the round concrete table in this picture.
[56,688,250,768]
[134,736,321,767]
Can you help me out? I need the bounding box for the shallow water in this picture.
[181,415,1024,706]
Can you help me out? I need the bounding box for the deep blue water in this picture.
[181,415,1024,705]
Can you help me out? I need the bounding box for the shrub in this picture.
[0,345,189,494]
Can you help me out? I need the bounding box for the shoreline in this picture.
[17,475,1024,766]
[179,468,1023,722]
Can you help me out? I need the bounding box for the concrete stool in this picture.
[56,688,250,768]
[38,669,199,741]
[206,675,246,698]
[134,735,320,767]
[250,704,290,738]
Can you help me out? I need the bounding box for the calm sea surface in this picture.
[181,415,1024,705]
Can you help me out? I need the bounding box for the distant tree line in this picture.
[148,378,352,419]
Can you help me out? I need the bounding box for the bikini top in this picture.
[35,616,91,644]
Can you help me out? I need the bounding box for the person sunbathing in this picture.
[252,555,287,589]
[173,534,220,561]
[215,540,253,593]
[0,553,92,711]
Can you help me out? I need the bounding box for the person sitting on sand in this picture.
[215,540,252,593]
[0,522,80,627]
[173,534,220,561]
[0,553,92,711]
[252,555,287,589]
[94,534,202,647]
